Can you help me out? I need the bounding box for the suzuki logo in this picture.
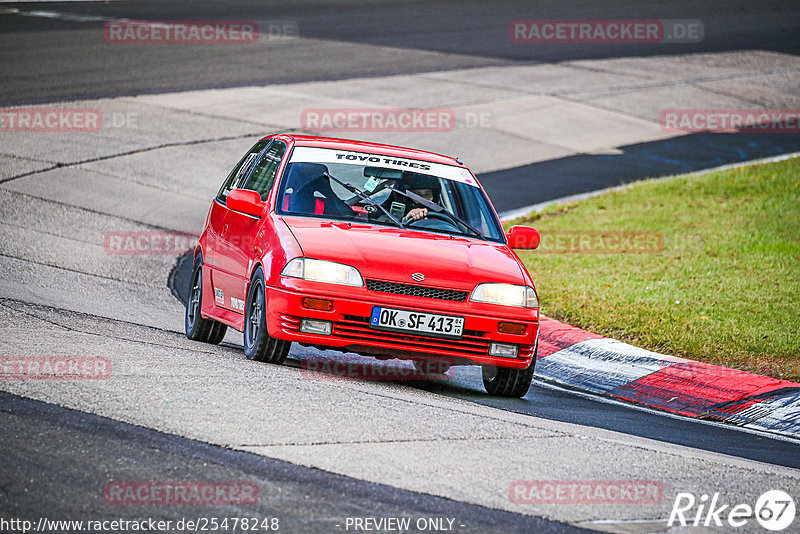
[411,272,425,282]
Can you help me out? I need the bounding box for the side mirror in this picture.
[506,225,540,249]
[226,188,265,218]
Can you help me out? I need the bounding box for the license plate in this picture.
[370,307,464,337]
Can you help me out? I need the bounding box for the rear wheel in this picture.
[482,348,536,398]
[185,257,227,344]
[243,267,290,364]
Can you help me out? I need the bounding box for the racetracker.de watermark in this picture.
[104,231,199,255]
[510,19,703,43]
[536,231,664,254]
[660,109,800,133]
[1,357,111,380]
[0,108,138,132]
[510,480,663,504]
[300,358,455,381]
[104,482,258,506]
[301,108,457,132]
[104,20,298,44]
[1,108,101,132]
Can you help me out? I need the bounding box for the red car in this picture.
[185,135,541,397]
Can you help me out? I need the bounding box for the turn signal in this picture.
[498,322,526,335]
[302,298,333,311]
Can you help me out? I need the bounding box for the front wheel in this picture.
[243,267,290,364]
[482,350,536,398]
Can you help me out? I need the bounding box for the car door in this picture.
[215,140,288,313]
[207,139,270,309]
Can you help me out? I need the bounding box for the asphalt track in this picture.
[3,1,800,213]
[483,133,800,213]
[169,258,800,471]
[2,1,800,533]
[2,0,800,105]
[1,391,584,533]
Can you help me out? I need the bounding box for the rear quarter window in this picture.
[217,139,271,202]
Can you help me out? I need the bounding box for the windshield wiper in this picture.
[322,172,405,229]
[389,187,483,239]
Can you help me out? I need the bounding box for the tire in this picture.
[185,256,227,344]
[482,346,537,398]
[243,267,290,364]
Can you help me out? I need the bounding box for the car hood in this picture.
[282,216,525,291]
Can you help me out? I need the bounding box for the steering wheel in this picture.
[404,210,459,228]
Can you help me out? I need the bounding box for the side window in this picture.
[243,141,287,200]
[217,139,271,202]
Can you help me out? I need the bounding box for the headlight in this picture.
[281,258,364,287]
[470,283,538,308]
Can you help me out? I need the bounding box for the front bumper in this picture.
[265,282,538,369]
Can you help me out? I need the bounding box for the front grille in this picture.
[335,317,490,356]
[343,315,488,338]
[366,279,469,302]
[282,313,534,360]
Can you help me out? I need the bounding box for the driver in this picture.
[385,172,442,222]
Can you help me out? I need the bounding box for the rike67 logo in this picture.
[669,490,795,531]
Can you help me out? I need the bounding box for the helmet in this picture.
[400,172,441,201]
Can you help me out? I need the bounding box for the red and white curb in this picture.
[535,316,800,439]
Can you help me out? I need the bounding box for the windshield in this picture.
[276,146,504,242]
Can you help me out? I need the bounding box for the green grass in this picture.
[509,157,800,381]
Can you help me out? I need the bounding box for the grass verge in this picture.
[510,156,800,381]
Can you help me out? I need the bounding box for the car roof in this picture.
[266,134,465,168]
